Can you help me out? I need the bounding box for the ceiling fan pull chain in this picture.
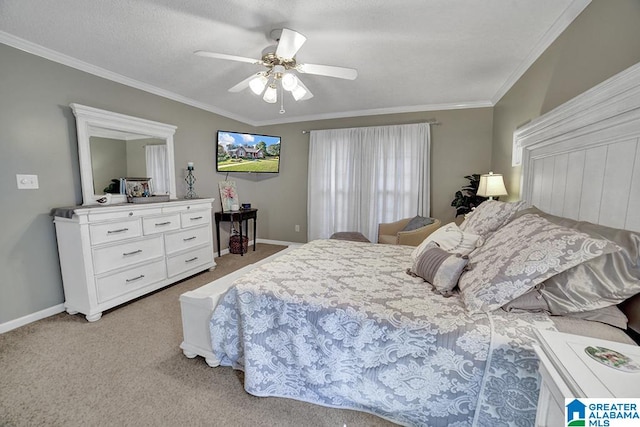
[279,84,286,114]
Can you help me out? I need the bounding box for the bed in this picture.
[181,62,640,426]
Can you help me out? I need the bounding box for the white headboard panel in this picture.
[515,62,640,232]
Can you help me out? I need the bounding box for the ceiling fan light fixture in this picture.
[291,85,308,101]
[249,73,268,95]
[281,73,299,92]
[263,84,278,103]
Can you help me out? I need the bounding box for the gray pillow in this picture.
[401,215,435,232]
[516,206,640,314]
[562,306,628,330]
[407,241,468,296]
[459,213,619,314]
[501,285,549,313]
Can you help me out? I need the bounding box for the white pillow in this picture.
[411,222,482,261]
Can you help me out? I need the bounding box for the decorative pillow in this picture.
[562,306,628,330]
[517,206,640,314]
[401,215,435,231]
[459,200,525,239]
[458,213,619,314]
[411,222,481,261]
[407,241,468,296]
[501,284,628,329]
[501,285,549,313]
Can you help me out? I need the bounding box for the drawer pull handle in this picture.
[183,236,197,242]
[107,228,129,234]
[155,221,171,226]
[126,274,145,283]
[190,216,203,221]
[185,257,199,263]
[123,249,142,256]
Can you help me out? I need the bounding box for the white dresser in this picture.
[53,198,216,321]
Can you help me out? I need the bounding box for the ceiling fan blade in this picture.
[275,28,307,59]
[228,74,259,92]
[296,63,358,80]
[194,50,262,65]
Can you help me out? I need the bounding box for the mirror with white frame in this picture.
[70,103,177,206]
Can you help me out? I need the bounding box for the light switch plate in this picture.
[16,174,39,189]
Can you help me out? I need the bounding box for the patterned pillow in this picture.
[459,200,525,238]
[459,214,619,314]
[411,222,481,261]
[516,206,640,314]
[408,241,468,296]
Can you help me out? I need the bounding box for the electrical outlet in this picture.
[16,174,39,189]
[295,225,300,232]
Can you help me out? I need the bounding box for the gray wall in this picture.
[492,0,640,199]
[0,43,492,325]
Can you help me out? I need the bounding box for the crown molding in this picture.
[490,0,592,105]
[251,100,494,127]
[0,31,495,127]
[0,31,251,124]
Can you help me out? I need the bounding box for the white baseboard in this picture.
[0,304,65,334]
[256,238,303,247]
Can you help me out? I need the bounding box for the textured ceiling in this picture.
[0,0,590,126]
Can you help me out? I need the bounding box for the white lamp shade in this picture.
[249,74,268,95]
[477,172,508,197]
[263,85,277,103]
[281,73,299,91]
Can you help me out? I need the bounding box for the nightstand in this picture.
[533,329,640,427]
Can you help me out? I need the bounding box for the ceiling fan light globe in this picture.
[249,74,268,95]
[281,73,299,91]
[263,85,278,103]
[291,85,308,101]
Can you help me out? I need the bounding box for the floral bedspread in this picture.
[210,239,555,426]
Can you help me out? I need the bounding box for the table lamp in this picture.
[476,171,508,200]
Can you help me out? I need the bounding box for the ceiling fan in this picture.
[195,28,358,113]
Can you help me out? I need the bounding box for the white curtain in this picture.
[308,123,430,242]
[145,145,169,195]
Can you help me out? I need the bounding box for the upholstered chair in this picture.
[377,217,441,246]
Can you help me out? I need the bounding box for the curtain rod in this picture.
[301,119,441,134]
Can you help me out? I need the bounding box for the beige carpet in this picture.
[0,244,396,427]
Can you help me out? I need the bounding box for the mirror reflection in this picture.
[89,134,167,196]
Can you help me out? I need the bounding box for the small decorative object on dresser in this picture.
[52,198,216,322]
[533,329,640,427]
[185,162,197,199]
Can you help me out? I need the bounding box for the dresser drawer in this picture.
[92,235,164,275]
[167,245,213,277]
[180,210,211,228]
[142,214,180,235]
[89,219,142,245]
[95,259,167,303]
[88,207,161,222]
[165,226,211,255]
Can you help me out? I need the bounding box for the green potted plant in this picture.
[450,174,487,217]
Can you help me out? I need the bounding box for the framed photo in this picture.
[124,177,152,198]
[218,180,239,211]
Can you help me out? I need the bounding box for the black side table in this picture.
[214,208,257,257]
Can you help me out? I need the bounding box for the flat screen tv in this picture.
[216,130,281,173]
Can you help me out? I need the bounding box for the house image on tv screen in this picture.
[227,146,264,159]
[216,130,281,173]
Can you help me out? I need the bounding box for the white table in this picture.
[533,329,640,427]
